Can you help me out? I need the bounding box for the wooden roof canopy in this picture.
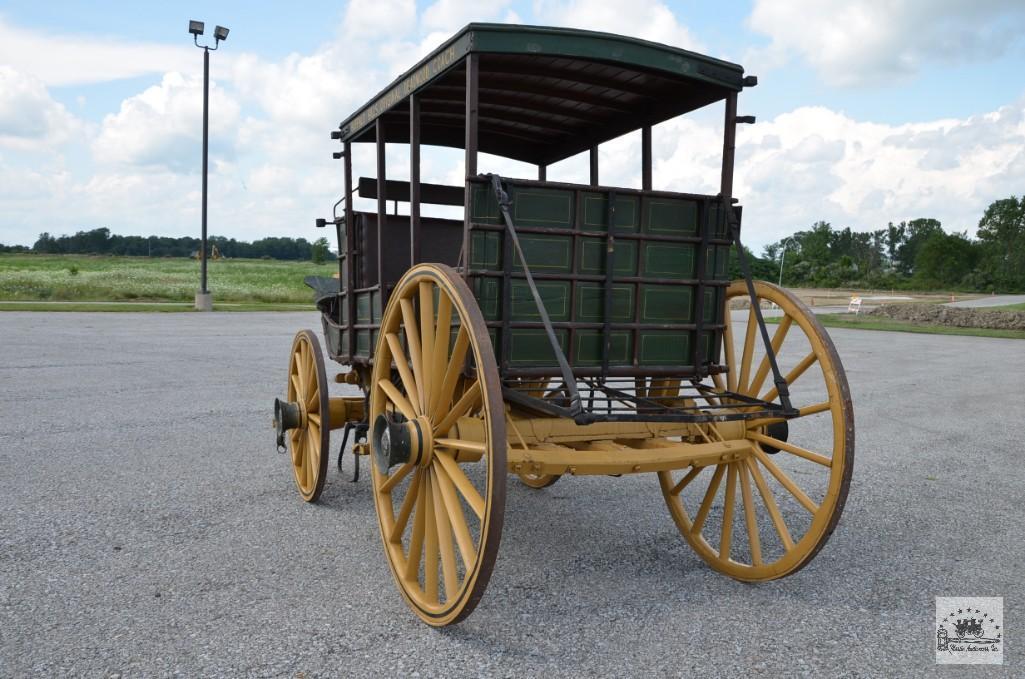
[337,23,748,166]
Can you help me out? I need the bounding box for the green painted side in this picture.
[644,198,699,236]
[470,231,501,268]
[468,178,731,370]
[638,331,690,365]
[511,280,570,321]
[642,242,695,279]
[581,194,639,232]
[472,277,502,320]
[506,328,570,366]
[514,233,574,273]
[512,188,574,229]
[578,238,638,276]
[640,285,694,323]
[574,283,633,322]
[573,330,632,366]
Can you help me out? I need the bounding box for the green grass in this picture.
[0,301,311,312]
[767,312,1025,339]
[0,253,331,307]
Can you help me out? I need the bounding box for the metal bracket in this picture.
[723,197,795,414]
[337,421,369,482]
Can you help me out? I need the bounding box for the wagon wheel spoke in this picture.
[737,306,758,394]
[423,472,440,605]
[744,315,791,398]
[419,281,436,403]
[737,460,762,566]
[398,298,426,411]
[432,327,470,420]
[385,333,422,417]
[719,462,738,560]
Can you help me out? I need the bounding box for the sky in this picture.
[2,0,1025,253]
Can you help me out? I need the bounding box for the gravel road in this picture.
[1,311,1021,677]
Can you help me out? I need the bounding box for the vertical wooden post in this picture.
[462,54,479,278]
[410,94,421,267]
[376,120,387,295]
[720,93,737,201]
[343,140,355,359]
[538,164,547,181]
[641,125,652,191]
[589,145,599,186]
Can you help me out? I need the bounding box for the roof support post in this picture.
[376,119,387,296]
[409,93,421,268]
[462,53,479,278]
[589,145,599,186]
[344,140,355,359]
[720,92,737,201]
[538,164,546,181]
[641,125,652,191]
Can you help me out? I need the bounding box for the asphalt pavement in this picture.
[1,311,1022,677]
[945,294,1025,308]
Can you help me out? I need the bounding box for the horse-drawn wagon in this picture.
[273,23,854,626]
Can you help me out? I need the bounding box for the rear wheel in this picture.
[659,281,854,580]
[369,264,506,626]
[285,330,330,502]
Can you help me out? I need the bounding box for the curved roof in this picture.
[337,23,748,165]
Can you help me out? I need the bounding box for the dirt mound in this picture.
[866,303,1025,330]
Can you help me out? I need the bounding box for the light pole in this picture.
[777,237,797,287]
[189,20,230,311]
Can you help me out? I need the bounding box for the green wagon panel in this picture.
[574,330,633,365]
[467,178,730,373]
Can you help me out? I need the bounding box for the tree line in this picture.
[762,196,1025,292]
[9,228,332,262]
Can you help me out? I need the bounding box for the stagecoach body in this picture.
[274,23,854,626]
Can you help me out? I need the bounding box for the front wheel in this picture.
[369,264,506,626]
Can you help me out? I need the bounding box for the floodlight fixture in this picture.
[189,20,205,36]
[214,26,230,42]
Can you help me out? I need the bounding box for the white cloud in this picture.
[92,72,240,171]
[748,0,1025,86]
[0,67,81,149]
[0,18,225,87]
[533,0,703,51]
[422,0,513,32]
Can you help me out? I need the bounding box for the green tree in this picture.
[976,196,1025,290]
[311,237,330,265]
[913,231,978,287]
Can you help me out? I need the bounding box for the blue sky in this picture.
[2,0,1025,251]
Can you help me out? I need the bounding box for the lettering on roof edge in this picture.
[342,43,461,139]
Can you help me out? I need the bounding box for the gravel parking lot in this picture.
[1,311,1021,677]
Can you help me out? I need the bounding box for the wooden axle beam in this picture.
[506,439,752,477]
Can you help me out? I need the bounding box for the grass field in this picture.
[0,254,331,307]
[769,312,1025,340]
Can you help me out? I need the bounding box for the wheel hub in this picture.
[372,413,433,474]
[274,397,303,450]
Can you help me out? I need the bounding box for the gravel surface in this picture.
[1,311,1021,677]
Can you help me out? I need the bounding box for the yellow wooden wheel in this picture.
[285,330,330,502]
[369,264,506,626]
[659,280,854,580]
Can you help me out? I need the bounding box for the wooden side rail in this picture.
[357,177,464,206]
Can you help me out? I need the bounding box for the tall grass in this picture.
[0,254,332,304]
